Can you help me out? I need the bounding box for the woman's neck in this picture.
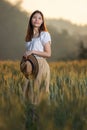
[33,28,39,38]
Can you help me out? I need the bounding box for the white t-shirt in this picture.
[25,31,51,53]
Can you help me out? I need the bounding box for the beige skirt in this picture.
[23,58,50,104]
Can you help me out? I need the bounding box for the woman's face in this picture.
[31,13,43,28]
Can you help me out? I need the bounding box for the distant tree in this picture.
[62,29,69,38]
[78,41,87,59]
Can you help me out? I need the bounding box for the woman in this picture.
[23,10,51,104]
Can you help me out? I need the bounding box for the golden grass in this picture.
[0,59,87,130]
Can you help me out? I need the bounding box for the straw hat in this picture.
[20,54,39,79]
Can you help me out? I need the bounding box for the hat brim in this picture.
[20,54,39,79]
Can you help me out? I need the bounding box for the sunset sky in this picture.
[5,0,87,25]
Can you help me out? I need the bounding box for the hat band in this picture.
[27,59,34,72]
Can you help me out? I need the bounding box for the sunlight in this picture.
[5,0,87,25]
[5,0,19,5]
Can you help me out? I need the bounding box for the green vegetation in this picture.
[0,60,87,130]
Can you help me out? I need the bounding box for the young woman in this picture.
[23,10,51,104]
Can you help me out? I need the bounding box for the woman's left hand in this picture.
[23,51,33,58]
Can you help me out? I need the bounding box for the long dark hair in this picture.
[25,10,48,42]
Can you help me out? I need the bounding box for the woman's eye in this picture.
[32,16,36,19]
[38,17,42,20]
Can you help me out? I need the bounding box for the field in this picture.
[0,60,87,130]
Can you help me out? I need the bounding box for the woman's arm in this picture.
[33,42,51,58]
[24,42,51,58]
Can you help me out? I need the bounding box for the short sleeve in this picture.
[41,32,51,46]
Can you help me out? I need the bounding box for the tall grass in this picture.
[0,60,87,130]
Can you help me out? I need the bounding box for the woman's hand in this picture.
[23,51,33,59]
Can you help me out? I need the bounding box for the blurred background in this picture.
[0,0,87,61]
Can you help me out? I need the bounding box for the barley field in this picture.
[0,60,87,130]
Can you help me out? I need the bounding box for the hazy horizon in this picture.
[5,0,87,26]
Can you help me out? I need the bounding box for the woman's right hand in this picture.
[23,51,28,59]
